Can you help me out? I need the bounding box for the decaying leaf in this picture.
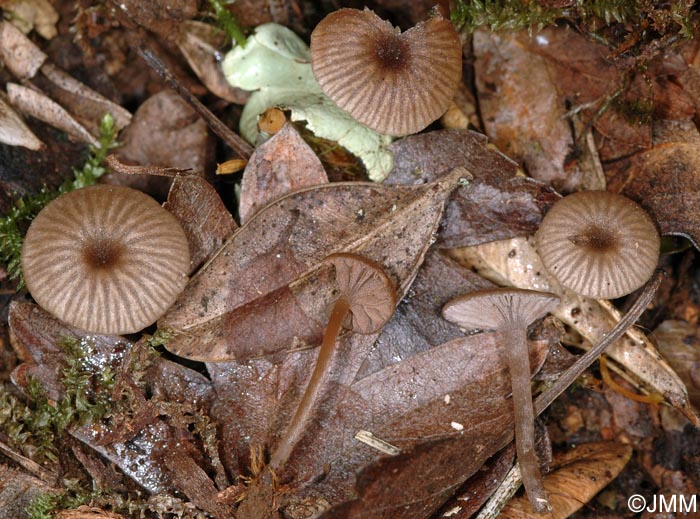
[609,142,700,249]
[176,20,249,104]
[654,320,700,409]
[449,236,700,424]
[239,122,328,223]
[164,175,238,273]
[33,63,132,135]
[161,167,472,362]
[0,20,46,80]
[222,23,394,181]
[55,507,126,519]
[7,82,98,145]
[387,129,560,248]
[499,442,632,519]
[0,95,43,150]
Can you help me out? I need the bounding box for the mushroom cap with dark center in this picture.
[325,253,396,333]
[442,288,560,331]
[536,191,660,299]
[22,185,190,335]
[310,8,462,136]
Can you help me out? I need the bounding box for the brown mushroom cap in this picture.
[310,8,462,136]
[22,185,190,335]
[442,288,560,330]
[325,252,397,333]
[536,191,660,299]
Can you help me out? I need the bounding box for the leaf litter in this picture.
[2,4,700,519]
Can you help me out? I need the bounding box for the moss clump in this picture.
[0,336,116,462]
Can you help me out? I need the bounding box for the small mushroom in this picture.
[443,288,560,514]
[269,253,396,471]
[310,8,462,136]
[21,185,190,335]
[536,191,660,299]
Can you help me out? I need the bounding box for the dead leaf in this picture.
[239,122,328,223]
[110,90,212,197]
[387,129,560,248]
[34,63,132,134]
[164,175,238,273]
[608,142,700,248]
[0,20,46,80]
[473,29,586,192]
[176,20,249,104]
[499,442,632,519]
[160,167,471,362]
[654,320,700,410]
[7,82,98,145]
[0,95,43,150]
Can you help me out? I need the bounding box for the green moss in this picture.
[0,113,118,288]
[26,489,96,519]
[0,336,116,462]
[451,0,696,36]
[208,0,247,47]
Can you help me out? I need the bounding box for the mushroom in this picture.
[536,191,660,299]
[310,8,462,136]
[443,288,560,514]
[21,184,190,335]
[269,252,396,471]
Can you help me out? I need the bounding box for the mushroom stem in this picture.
[502,325,550,514]
[269,296,351,471]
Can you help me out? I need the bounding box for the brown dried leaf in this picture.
[473,29,585,192]
[608,142,700,248]
[0,20,46,80]
[176,21,249,104]
[34,63,132,134]
[239,123,328,223]
[499,442,632,519]
[7,82,97,145]
[114,89,212,172]
[161,168,470,362]
[387,129,560,248]
[0,95,43,150]
[164,175,238,273]
[654,320,700,410]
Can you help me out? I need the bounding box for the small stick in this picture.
[137,46,254,159]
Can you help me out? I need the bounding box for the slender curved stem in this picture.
[269,297,350,471]
[502,326,550,514]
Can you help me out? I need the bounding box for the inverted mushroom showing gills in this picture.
[536,191,660,299]
[22,185,190,335]
[443,288,560,514]
[269,253,396,471]
[310,8,462,136]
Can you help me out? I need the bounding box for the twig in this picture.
[137,46,253,160]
